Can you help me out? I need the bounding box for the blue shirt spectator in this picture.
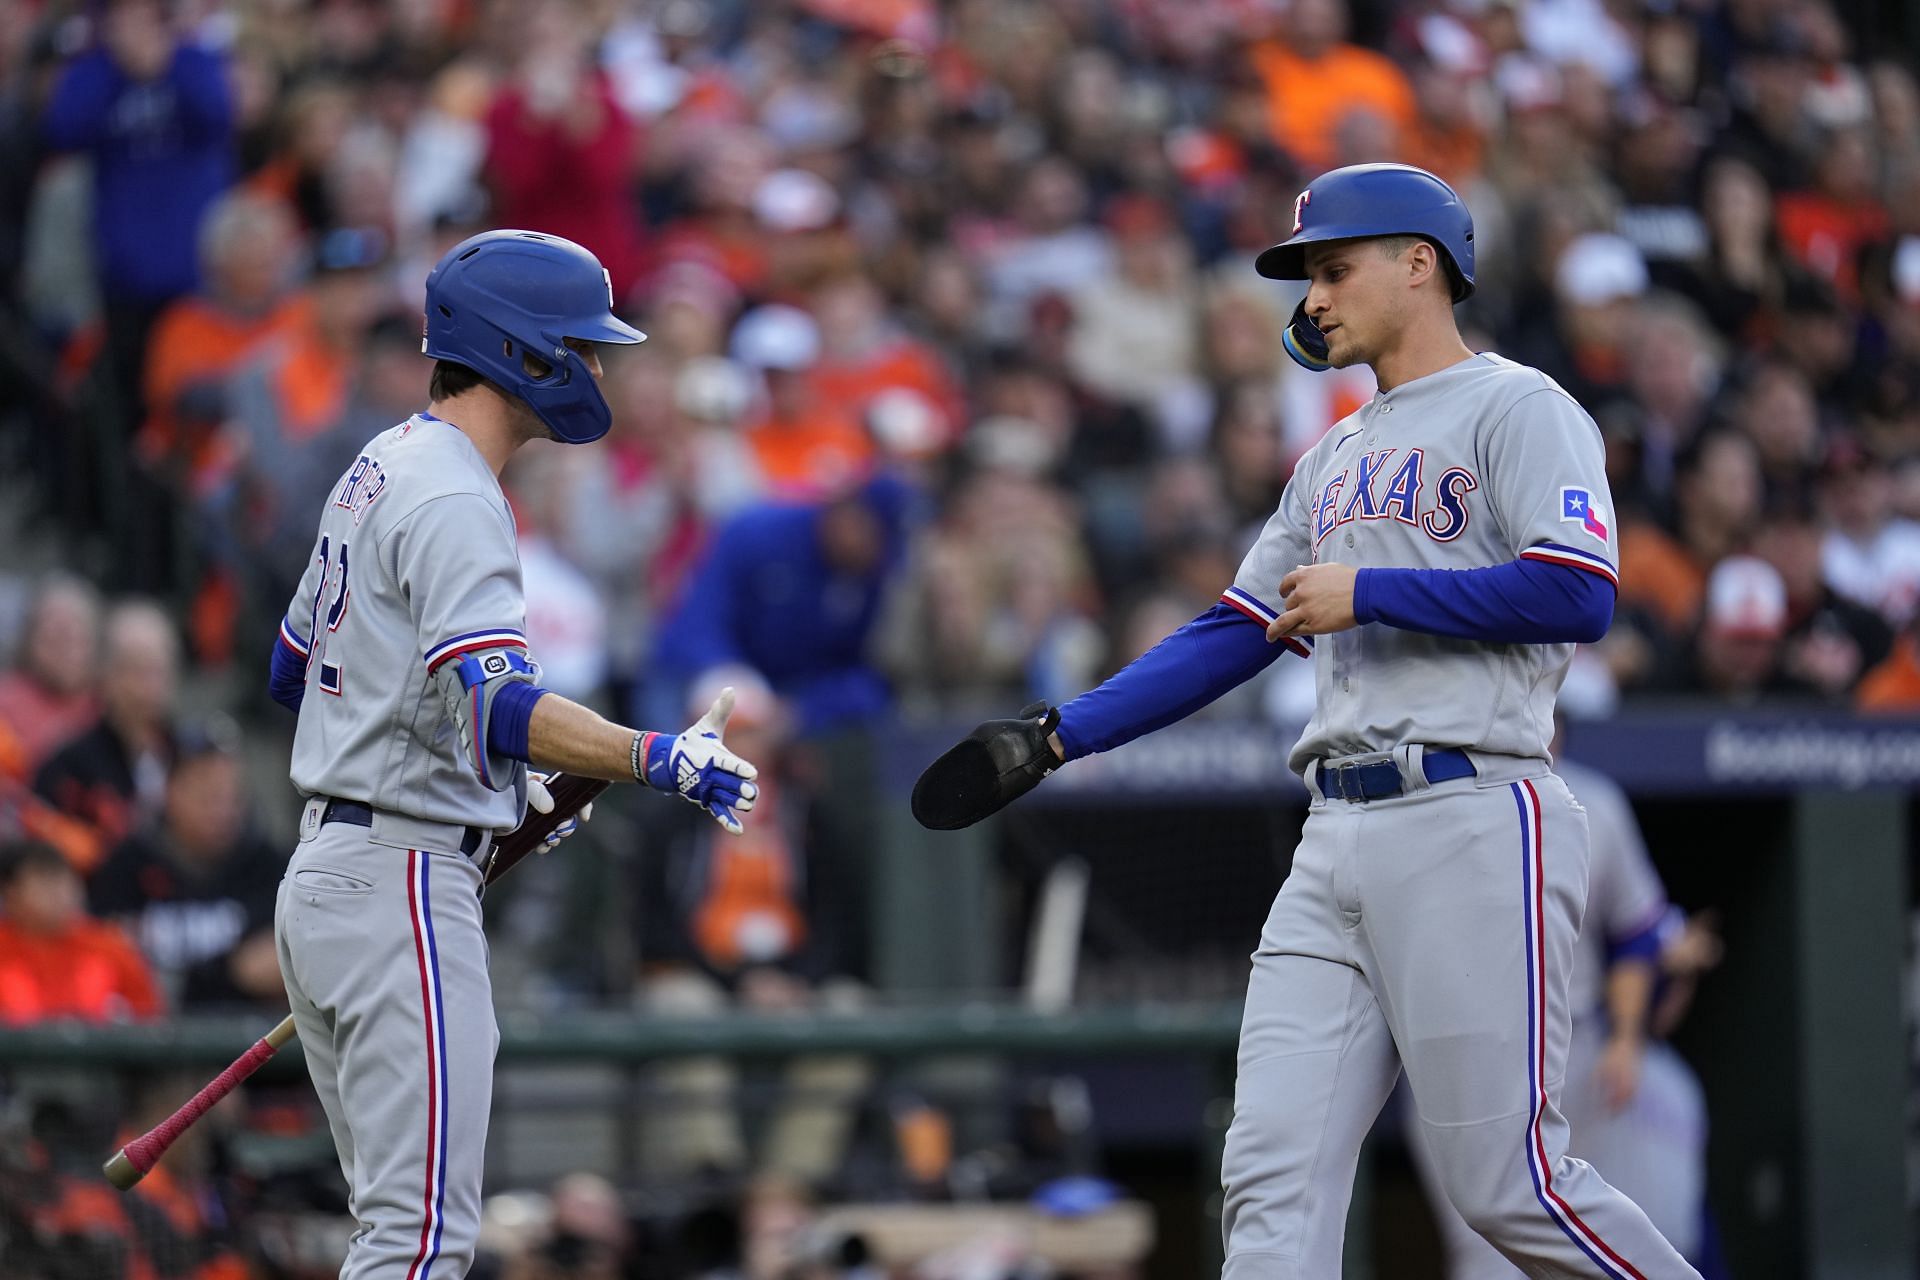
[42,11,233,307]
[650,474,916,735]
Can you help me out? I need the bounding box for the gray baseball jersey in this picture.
[1215,354,1697,1278]
[1221,353,1620,775]
[279,411,531,835]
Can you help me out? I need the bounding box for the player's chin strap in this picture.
[1282,299,1332,373]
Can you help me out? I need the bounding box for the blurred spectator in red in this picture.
[1619,430,1764,641]
[1775,127,1887,304]
[1066,196,1199,421]
[730,304,873,498]
[33,600,178,870]
[1818,435,1920,626]
[486,3,643,298]
[89,721,284,1012]
[41,0,235,399]
[139,191,304,490]
[1249,0,1414,173]
[0,575,101,782]
[0,839,161,1024]
[1756,499,1894,699]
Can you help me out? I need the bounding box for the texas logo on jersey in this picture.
[1560,487,1608,541]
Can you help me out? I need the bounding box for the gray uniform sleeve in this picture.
[280,537,325,661]
[385,493,537,791]
[1481,388,1620,587]
[1224,467,1314,658]
[1582,775,1667,948]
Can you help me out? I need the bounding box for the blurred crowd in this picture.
[0,0,1915,736]
[0,0,1911,1273]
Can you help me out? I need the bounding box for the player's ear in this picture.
[1407,240,1437,290]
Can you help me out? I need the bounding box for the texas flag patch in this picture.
[1561,487,1608,541]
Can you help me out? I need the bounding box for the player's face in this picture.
[1301,240,1411,369]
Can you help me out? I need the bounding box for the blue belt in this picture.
[1314,748,1475,803]
[320,797,485,857]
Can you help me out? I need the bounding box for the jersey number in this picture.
[307,536,352,695]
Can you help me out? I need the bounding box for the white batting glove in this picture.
[633,687,761,835]
[527,771,594,855]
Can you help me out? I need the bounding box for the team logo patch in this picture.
[1292,189,1312,235]
[483,654,509,676]
[1560,487,1608,541]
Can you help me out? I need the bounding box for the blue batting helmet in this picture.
[423,230,646,444]
[1255,163,1475,302]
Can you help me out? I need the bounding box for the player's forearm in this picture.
[1603,958,1656,1044]
[525,692,642,782]
[1054,603,1284,760]
[1353,557,1614,644]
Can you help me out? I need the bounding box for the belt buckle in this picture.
[1326,761,1361,802]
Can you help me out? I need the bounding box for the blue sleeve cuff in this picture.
[1054,603,1284,760]
[1353,569,1379,625]
[488,680,549,764]
[268,628,307,714]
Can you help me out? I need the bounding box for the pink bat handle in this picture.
[103,1015,298,1188]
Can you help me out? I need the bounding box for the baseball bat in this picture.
[103,773,611,1190]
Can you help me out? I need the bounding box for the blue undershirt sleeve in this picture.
[489,680,549,764]
[1053,604,1290,761]
[1352,557,1614,645]
[268,631,307,713]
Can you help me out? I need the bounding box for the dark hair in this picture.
[1377,234,1466,297]
[0,840,70,887]
[429,359,488,402]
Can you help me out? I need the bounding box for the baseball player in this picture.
[266,230,761,1279]
[911,164,1698,1277]
[1408,747,1713,1275]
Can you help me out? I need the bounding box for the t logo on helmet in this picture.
[1292,189,1312,235]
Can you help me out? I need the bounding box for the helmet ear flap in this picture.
[1282,299,1332,372]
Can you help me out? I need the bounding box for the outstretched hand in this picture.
[641,688,761,835]
[1267,563,1360,642]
